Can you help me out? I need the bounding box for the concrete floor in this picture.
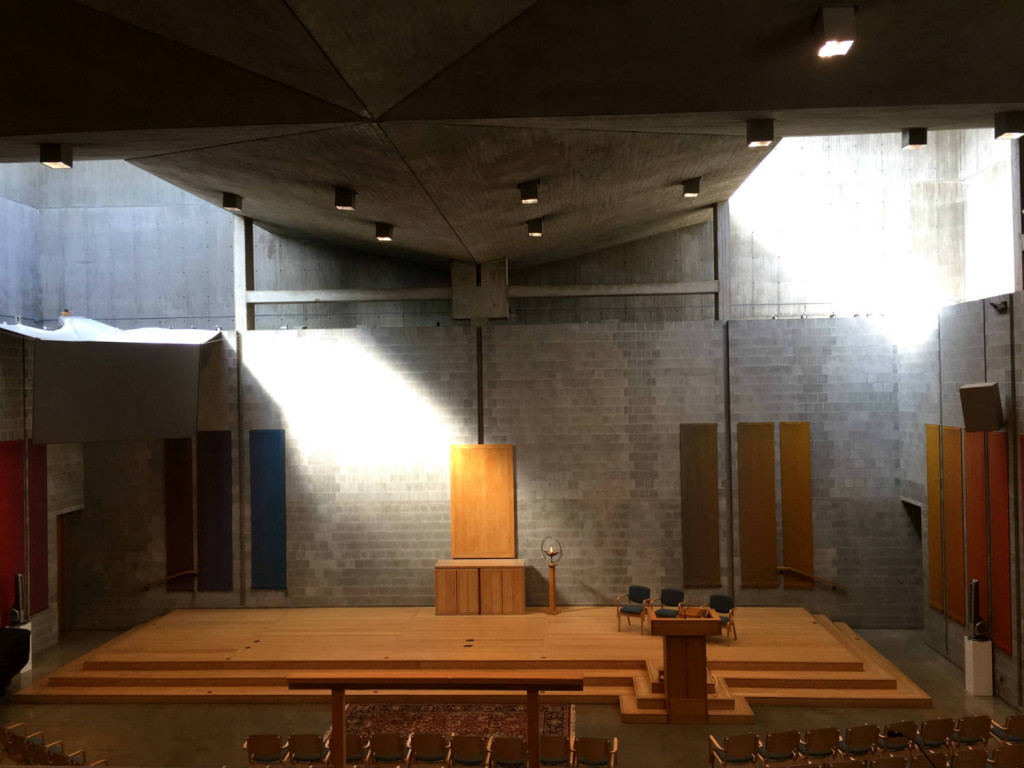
[0,627,1018,767]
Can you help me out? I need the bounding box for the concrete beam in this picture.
[233,215,254,331]
[507,280,718,299]
[246,287,453,304]
[713,201,730,321]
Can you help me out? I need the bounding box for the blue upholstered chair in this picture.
[368,733,408,765]
[488,736,527,768]
[448,735,488,766]
[708,733,758,767]
[650,588,685,618]
[285,734,329,766]
[992,714,1024,745]
[408,732,447,765]
[243,734,287,765]
[616,585,651,633]
[708,594,737,640]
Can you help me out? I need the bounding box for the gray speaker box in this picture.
[959,382,1004,432]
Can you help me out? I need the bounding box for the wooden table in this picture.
[648,607,722,723]
[287,671,583,768]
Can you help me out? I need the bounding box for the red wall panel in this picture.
[963,431,988,622]
[28,442,47,613]
[989,433,1010,653]
[0,440,25,628]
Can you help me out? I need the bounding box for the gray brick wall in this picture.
[484,321,727,606]
[0,333,25,441]
[240,327,478,606]
[729,318,919,628]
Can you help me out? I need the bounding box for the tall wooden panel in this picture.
[942,426,965,625]
[963,431,988,623]
[990,433,1011,653]
[738,423,777,588]
[197,430,233,592]
[164,437,195,592]
[250,429,287,590]
[780,422,812,588]
[680,424,720,587]
[926,424,943,612]
[450,444,515,559]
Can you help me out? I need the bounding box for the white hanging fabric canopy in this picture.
[0,315,220,344]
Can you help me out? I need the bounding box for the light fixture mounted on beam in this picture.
[221,192,242,212]
[681,177,701,198]
[40,143,73,169]
[994,111,1024,140]
[334,186,356,210]
[518,179,540,205]
[527,217,543,237]
[375,222,394,242]
[814,6,856,58]
[902,127,928,149]
[746,119,774,148]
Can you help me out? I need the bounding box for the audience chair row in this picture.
[1,723,107,766]
[245,731,617,767]
[709,714,1024,768]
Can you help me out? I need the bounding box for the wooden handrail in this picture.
[142,570,198,591]
[777,566,847,593]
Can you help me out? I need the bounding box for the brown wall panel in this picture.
[926,424,942,612]
[738,422,777,588]
[990,433,1011,653]
[780,422,812,589]
[942,426,965,625]
[450,444,516,559]
[680,423,720,587]
[963,431,988,623]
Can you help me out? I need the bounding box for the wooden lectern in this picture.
[649,608,722,723]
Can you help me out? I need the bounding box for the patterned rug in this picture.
[344,703,573,739]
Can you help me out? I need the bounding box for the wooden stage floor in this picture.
[17,606,931,724]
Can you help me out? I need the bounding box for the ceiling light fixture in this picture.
[681,177,701,198]
[518,179,540,205]
[746,119,774,148]
[375,222,393,242]
[994,111,1024,140]
[527,217,543,237]
[40,143,72,169]
[902,127,928,149]
[221,192,242,212]
[814,6,856,58]
[334,186,356,210]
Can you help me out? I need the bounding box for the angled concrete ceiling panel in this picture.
[131,125,472,263]
[284,0,537,117]
[71,0,370,116]
[383,123,764,266]
[384,0,1024,121]
[0,0,364,138]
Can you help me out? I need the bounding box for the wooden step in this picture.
[618,690,667,724]
[631,674,667,711]
[708,695,755,725]
[719,669,897,690]
[730,686,932,707]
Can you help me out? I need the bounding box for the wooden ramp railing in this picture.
[142,570,197,591]
[777,567,847,592]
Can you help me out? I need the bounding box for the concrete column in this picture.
[233,216,254,332]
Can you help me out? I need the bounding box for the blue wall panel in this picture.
[250,429,286,590]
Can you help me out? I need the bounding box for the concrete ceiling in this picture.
[0,0,1020,268]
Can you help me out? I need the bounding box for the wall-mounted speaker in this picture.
[960,382,1004,432]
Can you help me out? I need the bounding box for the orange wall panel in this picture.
[738,423,778,588]
[450,444,516,559]
[942,426,965,626]
[780,422,813,589]
[926,425,942,612]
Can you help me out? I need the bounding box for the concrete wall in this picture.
[506,224,716,324]
[729,129,1012,319]
[0,164,43,323]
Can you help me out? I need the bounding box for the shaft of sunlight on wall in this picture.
[242,330,462,471]
[729,130,1014,348]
